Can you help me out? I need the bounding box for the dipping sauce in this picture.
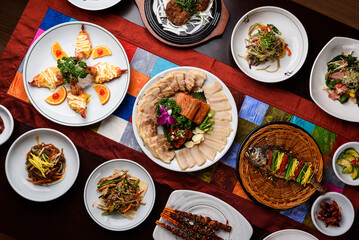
[0,116,4,134]
[317,200,341,227]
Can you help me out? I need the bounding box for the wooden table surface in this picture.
[0,0,358,240]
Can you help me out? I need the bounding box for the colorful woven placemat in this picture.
[1,1,358,239]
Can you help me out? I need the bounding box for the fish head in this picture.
[244,147,269,167]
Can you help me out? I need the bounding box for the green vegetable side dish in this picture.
[57,56,89,84]
[336,148,359,180]
[174,0,199,15]
[199,110,215,133]
[325,51,359,106]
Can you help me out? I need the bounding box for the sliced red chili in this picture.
[278,155,289,175]
[293,161,304,179]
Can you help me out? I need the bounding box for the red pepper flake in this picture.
[317,200,341,227]
[52,93,59,100]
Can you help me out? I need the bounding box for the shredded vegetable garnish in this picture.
[93,169,146,216]
[153,0,214,36]
[25,142,66,185]
[242,23,289,73]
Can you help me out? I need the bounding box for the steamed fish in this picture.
[245,146,326,193]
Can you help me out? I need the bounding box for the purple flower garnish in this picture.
[157,105,177,127]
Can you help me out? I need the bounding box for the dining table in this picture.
[0,0,359,239]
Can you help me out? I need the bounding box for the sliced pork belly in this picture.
[206,91,227,103]
[149,135,175,163]
[136,112,157,127]
[184,72,195,92]
[203,81,222,95]
[212,111,232,121]
[192,101,210,124]
[189,69,206,91]
[211,125,232,136]
[176,149,188,170]
[209,100,232,112]
[139,124,157,147]
[204,133,227,145]
[137,100,156,115]
[146,85,163,98]
[182,148,196,168]
[154,143,175,163]
[213,120,231,128]
[198,142,217,161]
[175,93,202,120]
[173,72,186,91]
[189,145,206,166]
[202,139,225,152]
[161,86,175,97]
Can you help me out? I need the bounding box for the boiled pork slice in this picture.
[198,142,217,161]
[188,145,207,166]
[209,100,232,112]
[212,111,232,121]
[176,149,188,170]
[203,81,222,95]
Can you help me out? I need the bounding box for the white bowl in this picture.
[311,192,354,236]
[231,6,308,83]
[332,142,359,186]
[0,105,14,145]
[310,37,359,122]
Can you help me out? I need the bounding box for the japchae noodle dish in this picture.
[25,139,66,185]
[93,169,148,220]
[243,22,291,72]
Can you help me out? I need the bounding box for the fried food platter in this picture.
[135,0,229,47]
[236,122,324,210]
[132,66,238,172]
[23,21,130,127]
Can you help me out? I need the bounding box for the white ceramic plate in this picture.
[153,190,253,240]
[310,37,359,122]
[132,66,238,172]
[23,21,130,126]
[83,159,156,231]
[231,6,308,83]
[68,0,122,11]
[0,105,14,145]
[332,142,359,186]
[311,192,355,237]
[5,128,80,201]
[263,229,318,240]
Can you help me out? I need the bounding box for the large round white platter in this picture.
[263,229,318,240]
[0,105,14,145]
[153,190,253,240]
[132,66,238,172]
[83,159,156,231]
[231,6,308,83]
[23,21,130,126]
[5,128,80,202]
[68,0,122,11]
[310,37,359,122]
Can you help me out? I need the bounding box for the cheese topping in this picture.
[75,33,91,54]
[67,93,87,110]
[40,67,58,91]
[94,63,120,83]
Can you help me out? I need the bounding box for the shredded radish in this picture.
[153,0,214,36]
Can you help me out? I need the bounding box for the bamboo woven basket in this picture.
[237,123,324,210]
